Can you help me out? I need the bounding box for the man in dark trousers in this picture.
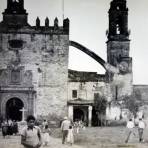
[138,118,146,142]
[125,119,135,143]
[61,116,71,144]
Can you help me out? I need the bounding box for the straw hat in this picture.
[64,116,68,120]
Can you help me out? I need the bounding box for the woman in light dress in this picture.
[67,125,74,145]
[42,125,51,146]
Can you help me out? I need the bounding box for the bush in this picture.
[123,95,144,118]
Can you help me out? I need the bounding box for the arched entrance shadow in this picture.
[92,108,98,126]
[73,108,85,121]
[6,98,24,121]
[73,107,89,126]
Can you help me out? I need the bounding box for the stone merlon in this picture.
[0,17,70,35]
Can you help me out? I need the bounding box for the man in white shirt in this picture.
[61,116,71,144]
[125,119,135,143]
[138,118,146,142]
[21,115,42,148]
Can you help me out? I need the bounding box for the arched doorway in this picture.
[6,98,24,121]
[73,108,85,122]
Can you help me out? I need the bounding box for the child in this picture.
[42,120,48,130]
[42,125,51,146]
[67,125,74,146]
[74,121,79,134]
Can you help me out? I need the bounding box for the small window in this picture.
[94,93,100,100]
[116,24,120,34]
[72,90,77,98]
[9,40,23,49]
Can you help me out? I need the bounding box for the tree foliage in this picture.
[94,94,107,126]
[94,94,107,113]
[123,95,143,117]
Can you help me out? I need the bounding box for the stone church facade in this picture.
[0,0,146,126]
[0,0,69,122]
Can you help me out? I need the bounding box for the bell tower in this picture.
[106,0,133,99]
[2,0,28,26]
[107,0,132,74]
[5,0,26,14]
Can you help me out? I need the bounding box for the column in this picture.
[28,92,33,115]
[88,105,92,127]
[68,105,73,121]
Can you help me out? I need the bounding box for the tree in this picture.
[94,94,107,126]
[123,95,143,118]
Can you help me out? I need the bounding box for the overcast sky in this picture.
[0,0,148,85]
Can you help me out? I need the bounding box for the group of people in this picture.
[125,118,146,143]
[21,117,52,148]
[1,119,18,138]
[73,119,86,133]
[60,117,86,145]
[7,115,146,148]
[20,115,74,148]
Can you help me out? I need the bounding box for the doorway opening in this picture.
[6,98,24,121]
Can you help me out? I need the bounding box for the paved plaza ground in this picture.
[1,126,148,148]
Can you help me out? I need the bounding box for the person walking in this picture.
[67,125,74,146]
[42,124,51,146]
[1,120,9,138]
[61,116,71,144]
[21,115,42,148]
[12,120,18,135]
[42,119,48,130]
[138,118,146,142]
[8,119,13,136]
[74,120,80,134]
[125,119,135,143]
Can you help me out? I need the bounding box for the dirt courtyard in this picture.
[1,126,148,148]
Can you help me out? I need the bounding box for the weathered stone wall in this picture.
[133,85,148,101]
[107,39,133,100]
[107,41,130,67]
[0,33,69,118]
[111,73,133,98]
[68,81,109,101]
[105,73,133,121]
[106,104,121,120]
[67,74,133,103]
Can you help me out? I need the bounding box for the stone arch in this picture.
[69,41,106,69]
[6,98,24,121]
[73,108,85,121]
[1,93,28,118]
[73,107,89,124]
[69,41,119,74]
